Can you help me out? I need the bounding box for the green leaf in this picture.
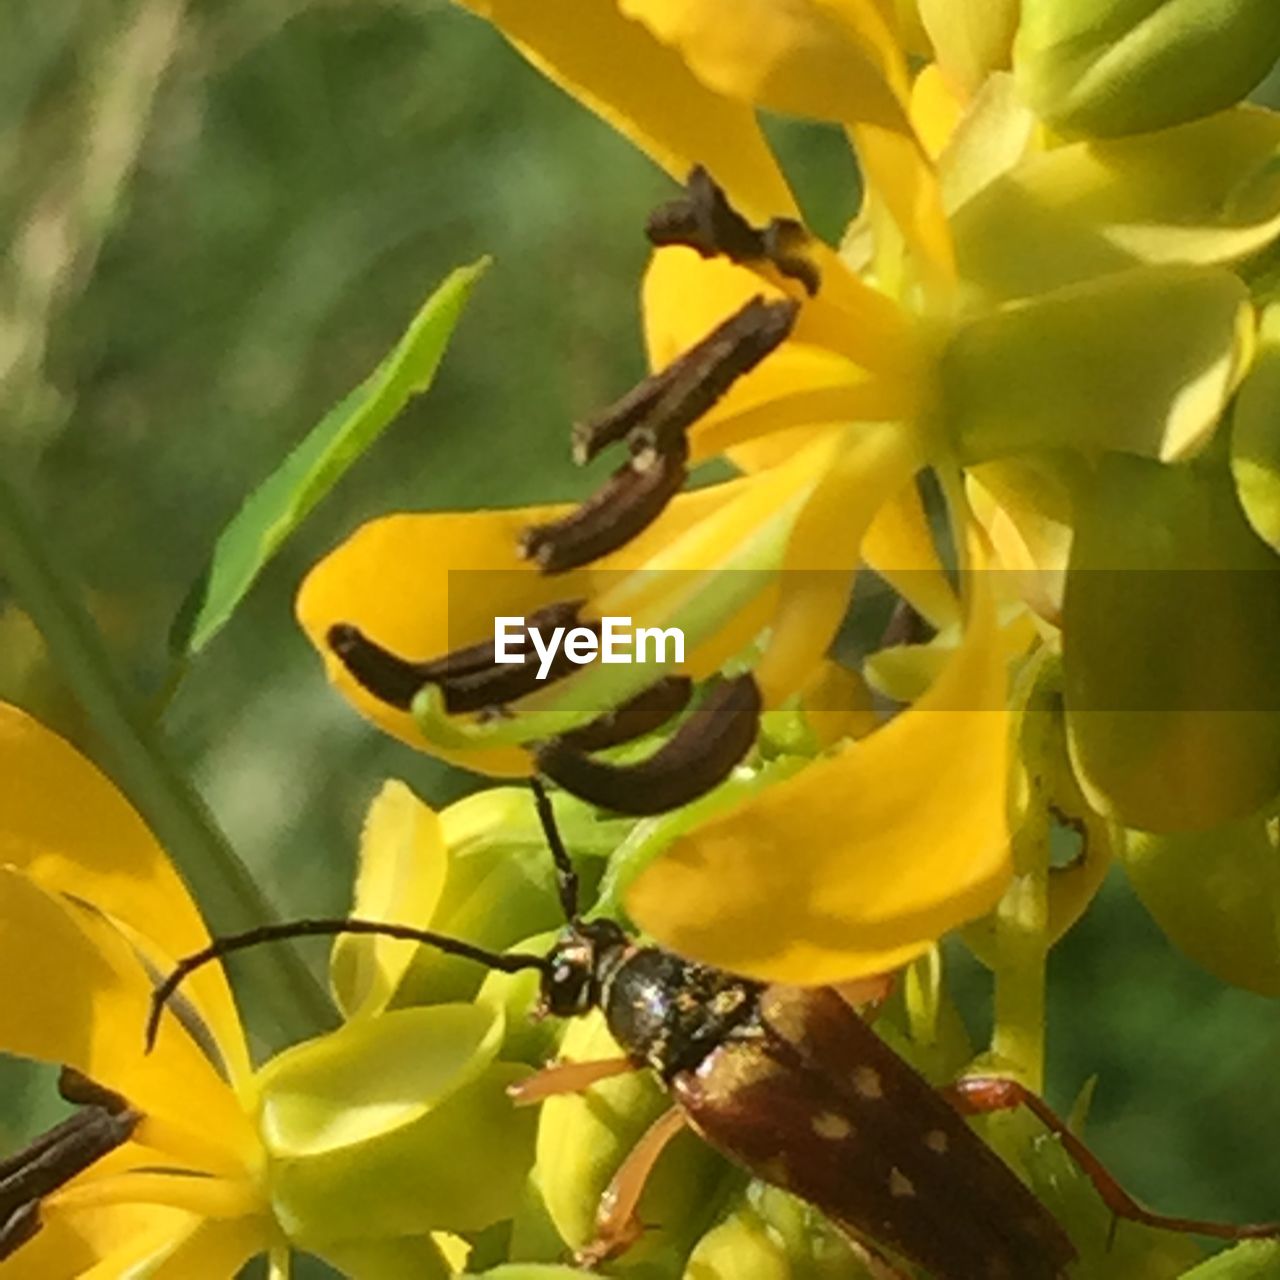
[1180,1241,1280,1279]
[170,258,488,657]
[1064,453,1280,832]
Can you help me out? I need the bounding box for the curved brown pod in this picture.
[535,674,761,815]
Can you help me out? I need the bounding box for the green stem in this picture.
[0,470,331,1046]
[990,655,1058,1092]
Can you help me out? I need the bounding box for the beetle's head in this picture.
[538,917,629,1019]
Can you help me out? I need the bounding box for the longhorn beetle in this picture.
[148,780,1276,1279]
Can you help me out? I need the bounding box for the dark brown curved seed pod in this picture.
[572,296,799,466]
[328,599,590,714]
[647,166,821,296]
[554,676,694,753]
[519,443,689,575]
[534,674,761,814]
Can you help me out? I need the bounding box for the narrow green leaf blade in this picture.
[172,257,489,656]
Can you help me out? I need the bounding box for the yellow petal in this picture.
[0,704,248,1082]
[456,0,795,222]
[861,477,960,629]
[943,264,1255,464]
[954,107,1280,302]
[965,457,1078,626]
[753,421,923,705]
[917,0,1019,95]
[0,868,257,1171]
[623,0,909,124]
[910,63,965,159]
[75,1215,267,1280]
[934,71,1039,216]
[628,536,1011,983]
[623,0,954,277]
[0,1202,190,1279]
[641,248,919,470]
[296,481,748,772]
[643,243,915,393]
[330,781,449,1019]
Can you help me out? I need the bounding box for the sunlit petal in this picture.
[75,1214,267,1280]
[330,781,450,1019]
[643,244,915,388]
[0,704,248,1082]
[628,542,1011,983]
[0,868,256,1171]
[861,477,960,629]
[456,0,795,221]
[943,264,1255,464]
[753,421,923,705]
[296,481,750,771]
[954,107,1280,302]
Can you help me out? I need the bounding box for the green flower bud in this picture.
[1015,0,1280,137]
[1123,812,1280,996]
[683,1205,789,1279]
[530,1011,730,1268]
[332,781,627,1015]
[1063,453,1280,833]
[475,929,563,1065]
[746,1183,873,1277]
[312,1234,452,1280]
[254,1003,537,1251]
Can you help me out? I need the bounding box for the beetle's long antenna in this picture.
[146,918,550,1052]
[529,777,579,921]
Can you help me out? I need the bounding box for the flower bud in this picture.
[1015,0,1280,137]
[530,1011,727,1266]
[683,1206,789,1279]
[1123,814,1280,997]
[332,782,626,1016]
[254,1004,537,1251]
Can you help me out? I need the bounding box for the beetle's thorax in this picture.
[599,946,763,1081]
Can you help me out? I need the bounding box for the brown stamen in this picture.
[520,441,689,575]
[572,297,799,466]
[647,165,766,264]
[57,1068,130,1116]
[535,674,762,814]
[328,623,428,711]
[0,1203,39,1261]
[647,166,821,296]
[328,600,590,715]
[555,676,694,753]
[0,1103,141,1259]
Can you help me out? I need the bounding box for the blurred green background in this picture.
[1,0,1278,1272]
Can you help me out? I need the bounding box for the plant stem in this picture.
[0,470,331,1046]
[991,655,1057,1092]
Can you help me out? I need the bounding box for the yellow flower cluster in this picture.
[5,3,1280,1278]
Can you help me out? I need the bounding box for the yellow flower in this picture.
[298,2,1280,983]
[0,706,540,1278]
[0,702,269,1277]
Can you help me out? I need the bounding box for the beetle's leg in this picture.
[574,1106,688,1269]
[507,1056,636,1106]
[946,1076,1279,1240]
